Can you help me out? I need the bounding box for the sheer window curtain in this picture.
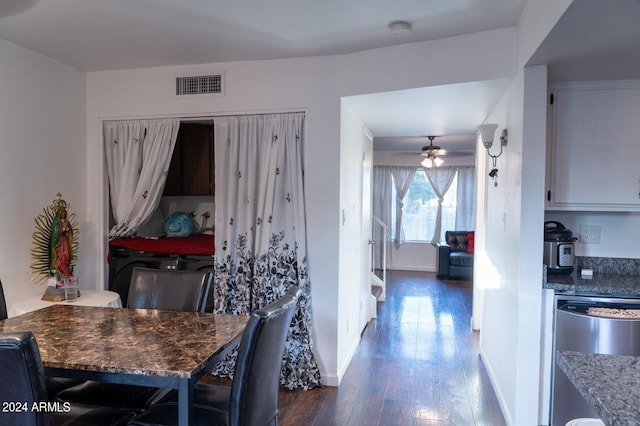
[455,166,476,231]
[211,112,321,390]
[390,167,416,249]
[104,119,179,239]
[372,166,392,233]
[424,166,456,244]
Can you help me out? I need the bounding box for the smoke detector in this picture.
[388,21,412,36]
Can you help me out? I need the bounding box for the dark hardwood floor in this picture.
[276,270,506,426]
[202,271,505,424]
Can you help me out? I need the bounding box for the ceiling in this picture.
[527,0,640,82]
[0,0,637,154]
[0,0,528,155]
[347,79,512,152]
[0,0,527,71]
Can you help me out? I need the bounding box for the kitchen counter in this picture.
[557,351,640,426]
[544,271,640,297]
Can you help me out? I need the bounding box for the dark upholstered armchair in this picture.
[436,231,474,280]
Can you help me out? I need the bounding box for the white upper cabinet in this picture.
[547,80,640,211]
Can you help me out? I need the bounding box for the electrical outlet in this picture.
[579,225,601,244]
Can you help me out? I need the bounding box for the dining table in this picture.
[0,304,249,426]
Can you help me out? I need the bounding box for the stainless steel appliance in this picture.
[551,295,640,425]
[544,221,575,274]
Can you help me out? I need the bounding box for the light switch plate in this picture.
[579,225,601,244]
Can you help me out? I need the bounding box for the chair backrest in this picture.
[444,231,473,252]
[229,286,301,426]
[127,267,212,312]
[0,279,7,320]
[0,331,49,426]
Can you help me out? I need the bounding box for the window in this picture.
[391,169,458,242]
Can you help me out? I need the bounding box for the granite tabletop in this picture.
[0,304,248,378]
[557,351,640,426]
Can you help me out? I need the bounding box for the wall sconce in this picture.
[477,123,508,187]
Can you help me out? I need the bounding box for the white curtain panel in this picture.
[104,119,179,239]
[372,165,393,232]
[455,166,476,231]
[372,165,393,271]
[424,166,456,245]
[212,112,321,390]
[390,166,416,249]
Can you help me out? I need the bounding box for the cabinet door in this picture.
[162,123,214,196]
[548,81,640,211]
[181,124,214,195]
[163,138,182,196]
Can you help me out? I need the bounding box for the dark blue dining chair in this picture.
[55,268,213,412]
[0,331,135,426]
[128,286,302,426]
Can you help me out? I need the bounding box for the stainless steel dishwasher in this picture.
[552,294,640,425]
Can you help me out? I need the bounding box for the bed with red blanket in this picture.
[109,233,214,256]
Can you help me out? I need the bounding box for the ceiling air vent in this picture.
[176,73,223,96]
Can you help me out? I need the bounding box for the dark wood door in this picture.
[163,123,214,196]
[181,123,213,195]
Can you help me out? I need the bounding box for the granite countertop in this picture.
[557,351,640,426]
[544,257,640,297]
[544,272,640,297]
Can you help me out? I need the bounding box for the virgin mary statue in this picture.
[30,193,79,286]
[50,207,73,280]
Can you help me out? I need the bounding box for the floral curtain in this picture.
[211,112,321,390]
[104,119,179,239]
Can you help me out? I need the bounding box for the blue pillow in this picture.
[164,212,193,237]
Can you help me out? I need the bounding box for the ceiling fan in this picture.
[421,136,444,168]
[386,134,475,166]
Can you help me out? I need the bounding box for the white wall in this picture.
[337,100,369,377]
[85,28,516,386]
[0,39,86,308]
[545,211,640,258]
[477,71,524,426]
[87,56,344,385]
[478,64,550,426]
[476,1,573,425]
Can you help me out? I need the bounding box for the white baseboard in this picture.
[320,374,339,387]
[479,347,512,426]
[387,266,436,272]
[319,328,362,388]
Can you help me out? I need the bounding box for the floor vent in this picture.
[176,74,223,96]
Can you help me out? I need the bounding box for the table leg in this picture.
[177,378,193,426]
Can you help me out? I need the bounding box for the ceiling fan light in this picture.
[421,156,443,168]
